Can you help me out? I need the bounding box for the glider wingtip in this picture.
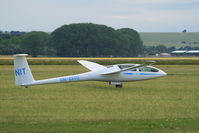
[145,60,156,65]
[146,60,156,63]
[77,60,87,63]
[14,54,29,57]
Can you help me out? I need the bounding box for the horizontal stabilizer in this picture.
[78,60,106,71]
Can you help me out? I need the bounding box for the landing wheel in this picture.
[116,84,123,88]
[109,81,123,88]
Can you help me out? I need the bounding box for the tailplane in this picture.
[13,54,35,86]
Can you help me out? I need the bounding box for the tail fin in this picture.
[13,54,35,86]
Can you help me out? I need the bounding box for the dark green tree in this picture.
[0,34,23,54]
[117,28,143,56]
[0,23,143,57]
[155,45,167,53]
[21,31,51,57]
[51,23,134,57]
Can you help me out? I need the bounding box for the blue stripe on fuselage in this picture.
[123,72,160,76]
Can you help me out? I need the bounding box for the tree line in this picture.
[1,23,198,57]
[0,23,143,57]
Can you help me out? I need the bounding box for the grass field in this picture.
[140,32,199,47]
[0,64,199,133]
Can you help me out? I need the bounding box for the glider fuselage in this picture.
[14,54,167,88]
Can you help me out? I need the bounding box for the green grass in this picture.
[0,65,199,133]
[140,32,199,47]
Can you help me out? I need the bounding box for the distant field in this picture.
[0,65,199,133]
[140,32,199,47]
[1,56,199,65]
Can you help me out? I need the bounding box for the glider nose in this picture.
[161,70,167,76]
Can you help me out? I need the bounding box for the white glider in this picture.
[14,54,167,88]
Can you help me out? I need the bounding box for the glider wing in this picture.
[78,60,106,71]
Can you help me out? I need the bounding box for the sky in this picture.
[0,0,199,32]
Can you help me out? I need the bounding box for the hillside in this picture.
[140,32,199,48]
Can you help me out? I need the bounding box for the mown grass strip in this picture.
[1,56,199,65]
[1,118,198,133]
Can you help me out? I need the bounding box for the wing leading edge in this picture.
[78,60,106,71]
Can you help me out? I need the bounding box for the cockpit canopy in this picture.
[138,66,159,72]
[117,64,159,72]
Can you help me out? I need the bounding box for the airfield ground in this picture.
[0,64,199,133]
[140,32,199,47]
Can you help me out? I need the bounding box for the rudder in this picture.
[13,54,35,86]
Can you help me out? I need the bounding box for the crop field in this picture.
[0,64,199,133]
[140,32,199,47]
[1,56,199,65]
